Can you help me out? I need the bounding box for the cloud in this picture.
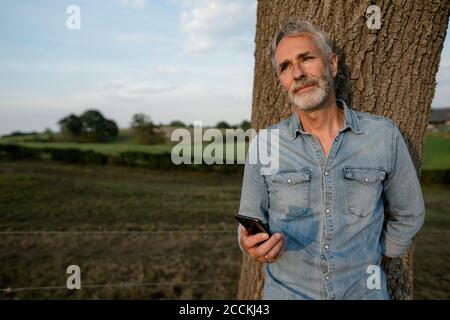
[107,82,181,99]
[440,59,450,68]
[114,33,178,52]
[119,0,147,8]
[179,0,257,53]
[0,75,252,135]
[116,33,155,44]
[435,59,450,83]
[151,66,195,76]
[433,59,450,107]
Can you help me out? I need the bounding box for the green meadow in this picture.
[422,130,450,170]
[3,129,449,166]
[0,162,243,299]
[0,129,448,299]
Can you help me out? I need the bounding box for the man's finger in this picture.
[243,232,270,249]
[264,237,285,261]
[253,233,283,258]
[240,225,248,237]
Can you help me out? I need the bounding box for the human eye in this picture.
[279,63,290,73]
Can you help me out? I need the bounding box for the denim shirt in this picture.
[237,99,425,300]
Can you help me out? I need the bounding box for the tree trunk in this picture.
[238,0,449,300]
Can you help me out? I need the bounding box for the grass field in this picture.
[0,160,448,299]
[414,184,450,299]
[1,130,448,169]
[422,130,450,170]
[0,161,243,299]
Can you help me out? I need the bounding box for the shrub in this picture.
[0,144,40,160]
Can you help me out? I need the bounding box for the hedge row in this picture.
[420,169,450,185]
[0,144,448,183]
[0,144,244,173]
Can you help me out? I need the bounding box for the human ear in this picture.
[330,53,338,77]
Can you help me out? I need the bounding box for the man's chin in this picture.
[292,96,326,112]
[301,103,327,112]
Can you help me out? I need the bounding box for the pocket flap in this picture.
[272,170,311,185]
[344,167,386,183]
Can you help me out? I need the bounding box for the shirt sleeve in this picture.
[236,137,270,251]
[380,124,425,258]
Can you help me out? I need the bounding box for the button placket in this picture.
[322,163,333,293]
[320,131,344,298]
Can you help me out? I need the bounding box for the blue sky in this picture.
[0,0,448,135]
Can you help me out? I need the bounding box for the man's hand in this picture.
[240,226,285,263]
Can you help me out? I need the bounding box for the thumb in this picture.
[240,224,249,237]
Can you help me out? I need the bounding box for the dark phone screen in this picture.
[235,215,272,236]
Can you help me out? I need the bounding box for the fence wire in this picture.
[0,279,240,293]
[0,230,236,235]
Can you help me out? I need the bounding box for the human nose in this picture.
[292,62,305,80]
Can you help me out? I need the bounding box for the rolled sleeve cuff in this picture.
[380,234,411,258]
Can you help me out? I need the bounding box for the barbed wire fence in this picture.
[0,229,244,298]
[0,228,449,297]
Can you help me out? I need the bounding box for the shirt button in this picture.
[324,244,329,250]
[325,209,330,214]
[287,179,292,183]
[364,177,369,183]
[324,171,329,176]
[325,275,330,280]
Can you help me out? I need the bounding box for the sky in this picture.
[0,0,448,136]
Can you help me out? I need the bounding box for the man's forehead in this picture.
[274,33,320,60]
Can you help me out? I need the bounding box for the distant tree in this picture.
[216,121,231,129]
[79,109,118,142]
[58,114,82,138]
[58,110,118,142]
[169,120,186,128]
[43,128,54,142]
[131,113,166,145]
[131,113,153,130]
[240,120,251,131]
[2,131,38,138]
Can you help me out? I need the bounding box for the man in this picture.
[237,20,425,300]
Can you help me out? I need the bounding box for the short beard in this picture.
[289,67,334,112]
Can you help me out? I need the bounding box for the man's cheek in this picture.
[282,77,292,89]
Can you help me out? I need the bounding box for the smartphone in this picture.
[235,214,272,236]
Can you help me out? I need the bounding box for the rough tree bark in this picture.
[238,0,449,300]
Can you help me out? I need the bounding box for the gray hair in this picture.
[269,20,333,72]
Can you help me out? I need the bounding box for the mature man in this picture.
[237,20,425,300]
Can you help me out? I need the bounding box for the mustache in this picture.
[290,79,319,94]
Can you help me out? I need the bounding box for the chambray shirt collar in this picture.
[289,98,362,140]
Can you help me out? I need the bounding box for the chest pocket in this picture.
[344,167,386,217]
[270,170,311,218]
